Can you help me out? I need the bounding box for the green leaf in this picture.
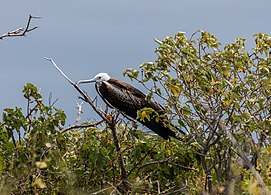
[182,106,192,115]
[154,38,163,45]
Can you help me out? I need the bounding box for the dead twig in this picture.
[44,57,111,124]
[46,58,130,192]
[74,100,83,125]
[0,15,40,40]
[60,120,104,134]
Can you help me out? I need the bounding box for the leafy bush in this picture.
[1,31,271,194]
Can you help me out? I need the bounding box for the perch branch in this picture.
[46,58,130,191]
[44,57,111,124]
[44,57,74,84]
[0,15,40,40]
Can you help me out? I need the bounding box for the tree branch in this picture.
[137,138,196,172]
[127,144,157,177]
[46,58,130,191]
[45,57,111,124]
[74,100,83,126]
[109,119,130,192]
[60,120,104,134]
[0,15,40,40]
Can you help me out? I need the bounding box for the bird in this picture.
[77,73,185,140]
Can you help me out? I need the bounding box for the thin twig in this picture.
[60,120,104,134]
[90,186,114,195]
[127,144,157,177]
[44,57,74,84]
[138,137,195,171]
[45,57,111,124]
[0,15,40,40]
[74,100,83,125]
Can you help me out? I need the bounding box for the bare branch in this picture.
[0,15,40,40]
[45,58,74,84]
[45,57,111,124]
[46,58,130,191]
[74,100,83,125]
[60,120,104,134]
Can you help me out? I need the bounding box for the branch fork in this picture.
[46,58,130,191]
[0,15,40,40]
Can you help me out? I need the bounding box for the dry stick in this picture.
[44,57,110,124]
[74,100,83,125]
[60,120,104,134]
[45,58,130,191]
[0,15,40,40]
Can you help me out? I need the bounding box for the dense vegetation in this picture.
[1,31,270,194]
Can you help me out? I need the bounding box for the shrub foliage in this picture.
[1,31,271,194]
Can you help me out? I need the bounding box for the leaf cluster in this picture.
[0,83,201,194]
[0,31,271,194]
[124,31,271,193]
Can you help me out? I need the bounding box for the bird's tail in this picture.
[141,119,185,140]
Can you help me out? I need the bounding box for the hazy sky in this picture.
[1,0,270,125]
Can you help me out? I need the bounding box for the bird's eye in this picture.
[98,76,101,79]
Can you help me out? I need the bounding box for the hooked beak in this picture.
[76,78,96,85]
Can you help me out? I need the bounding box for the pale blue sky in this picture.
[1,0,270,125]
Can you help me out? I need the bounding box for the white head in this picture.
[77,73,111,84]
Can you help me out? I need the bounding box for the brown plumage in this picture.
[77,73,185,140]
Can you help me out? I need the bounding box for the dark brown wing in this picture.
[98,79,148,113]
[97,78,182,139]
[110,78,166,112]
[109,78,146,99]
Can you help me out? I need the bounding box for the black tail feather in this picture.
[141,119,184,140]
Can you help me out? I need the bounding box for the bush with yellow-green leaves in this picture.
[1,31,271,194]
